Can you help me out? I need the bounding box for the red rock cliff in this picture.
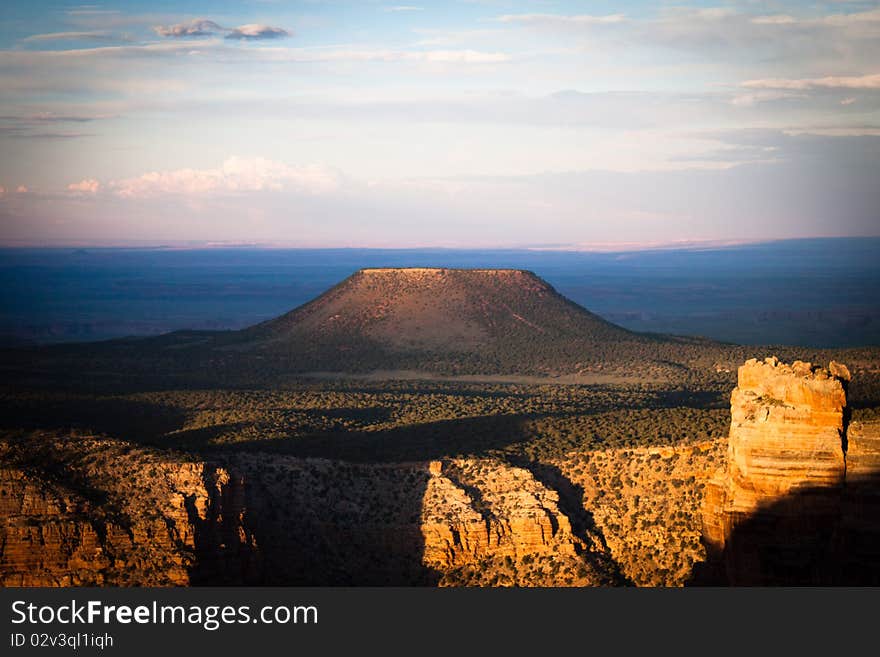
[697,357,880,584]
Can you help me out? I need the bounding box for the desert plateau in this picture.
[2,266,879,587]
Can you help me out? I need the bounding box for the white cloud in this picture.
[225,24,290,41]
[154,19,224,38]
[66,7,121,17]
[252,47,509,64]
[730,90,806,107]
[0,40,218,61]
[687,8,738,20]
[820,9,880,28]
[631,6,880,69]
[110,157,340,198]
[840,97,857,106]
[67,179,101,194]
[22,31,123,42]
[383,6,423,12]
[782,127,880,137]
[15,185,28,194]
[19,111,107,123]
[751,15,796,26]
[497,14,626,26]
[154,20,289,41]
[0,110,105,140]
[413,49,507,64]
[742,73,880,90]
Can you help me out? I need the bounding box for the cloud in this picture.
[670,144,780,165]
[66,7,121,17]
[407,49,507,64]
[383,6,423,12]
[0,111,108,140]
[154,19,224,38]
[67,179,101,194]
[741,73,880,90]
[841,97,857,106]
[15,185,28,194]
[751,15,797,26]
[782,126,880,137]
[730,90,806,107]
[616,6,880,70]
[23,111,105,123]
[0,40,217,63]
[480,6,877,85]
[497,14,626,26]
[22,31,126,43]
[110,157,340,198]
[820,8,880,28]
[3,130,93,140]
[154,19,290,41]
[225,24,290,41]
[256,47,509,64]
[0,111,107,128]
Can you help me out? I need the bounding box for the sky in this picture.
[0,0,878,248]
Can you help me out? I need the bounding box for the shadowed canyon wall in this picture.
[0,435,621,586]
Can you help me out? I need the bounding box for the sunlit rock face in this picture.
[419,458,622,586]
[0,454,256,587]
[708,357,848,533]
[0,437,621,587]
[697,357,880,585]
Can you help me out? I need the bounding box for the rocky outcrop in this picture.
[1,435,620,586]
[702,357,849,553]
[0,465,190,586]
[0,437,257,586]
[421,459,577,567]
[419,459,621,586]
[697,357,880,585]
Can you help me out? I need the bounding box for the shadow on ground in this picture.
[689,473,880,585]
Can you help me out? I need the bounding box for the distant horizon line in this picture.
[1,235,877,254]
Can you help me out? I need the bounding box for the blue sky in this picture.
[0,1,878,247]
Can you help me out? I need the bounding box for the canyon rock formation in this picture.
[0,438,259,586]
[697,357,880,584]
[0,435,621,586]
[420,459,623,585]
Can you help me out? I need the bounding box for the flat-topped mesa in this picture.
[359,267,537,275]
[359,268,531,275]
[239,264,645,376]
[354,267,553,291]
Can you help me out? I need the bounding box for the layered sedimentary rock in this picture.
[421,459,579,568]
[0,465,190,586]
[698,357,880,584]
[702,357,849,553]
[422,460,577,570]
[0,436,259,586]
[418,459,621,585]
[0,434,619,586]
[1,467,124,586]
